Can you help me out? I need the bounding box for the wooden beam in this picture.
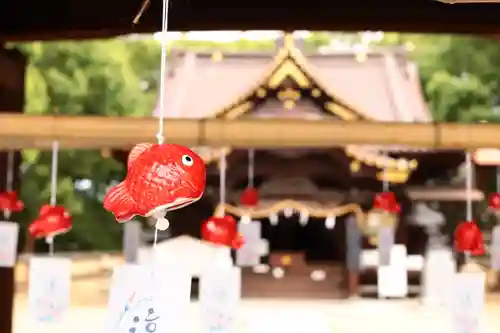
[3,113,500,149]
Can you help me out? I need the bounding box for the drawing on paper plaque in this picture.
[202,276,236,333]
[115,292,160,333]
[33,278,63,322]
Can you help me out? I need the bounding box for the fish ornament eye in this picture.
[182,154,194,167]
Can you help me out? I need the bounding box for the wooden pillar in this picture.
[345,214,362,297]
[0,46,26,333]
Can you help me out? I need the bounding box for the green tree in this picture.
[15,39,159,251]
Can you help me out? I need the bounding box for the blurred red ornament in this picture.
[28,205,72,239]
[488,192,500,212]
[0,191,24,215]
[373,192,400,214]
[240,187,259,207]
[201,215,245,249]
[103,143,206,222]
[454,221,485,255]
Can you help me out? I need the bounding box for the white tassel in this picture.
[283,208,293,218]
[325,215,336,229]
[269,213,279,226]
[299,210,309,226]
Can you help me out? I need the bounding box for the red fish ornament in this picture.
[202,215,245,249]
[454,221,485,255]
[373,192,401,214]
[0,191,24,217]
[240,187,259,207]
[28,205,72,239]
[103,143,206,230]
[488,192,500,215]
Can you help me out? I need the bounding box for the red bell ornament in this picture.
[103,143,206,223]
[28,205,72,239]
[201,215,245,249]
[240,187,259,207]
[0,191,24,215]
[454,221,485,255]
[488,192,500,213]
[373,192,399,214]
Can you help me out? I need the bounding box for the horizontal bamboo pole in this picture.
[2,113,500,149]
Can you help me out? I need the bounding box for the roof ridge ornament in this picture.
[283,33,296,51]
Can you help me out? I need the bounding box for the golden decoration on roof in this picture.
[283,100,295,110]
[311,88,321,98]
[277,88,300,101]
[278,88,300,111]
[256,88,267,98]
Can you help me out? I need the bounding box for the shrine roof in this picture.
[147,33,465,183]
[153,35,431,123]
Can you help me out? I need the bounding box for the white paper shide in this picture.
[0,221,19,268]
[28,257,71,323]
[107,264,192,333]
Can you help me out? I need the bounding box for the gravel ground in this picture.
[13,299,500,333]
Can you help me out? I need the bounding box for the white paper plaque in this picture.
[236,221,265,267]
[377,245,408,298]
[107,264,191,333]
[28,257,71,323]
[0,221,19,267]
[200,265,241,333]
[450,272,485,333]
[422,247,456,306]
[491,226,500,270]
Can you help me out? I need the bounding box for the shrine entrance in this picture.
[240,215,348,299]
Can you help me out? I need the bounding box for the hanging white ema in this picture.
[0,221,19,268]
[450,269,486,333]
[491,225,500,270]
[107,264,192,333]
[200,255,241,333]
[236,221,268,267]
[28,257,71,323]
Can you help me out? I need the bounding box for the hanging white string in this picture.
[464,151,474,263]
[220,149,227,216]
[3,151,15,220]
[5,151,14,192]
[155,0,170,146]
[46,141,59,256]
[152,0,171,250]
[465,151,473,222]
[496,166,500,192]
[248,149,255,188]
[382,153,389,192]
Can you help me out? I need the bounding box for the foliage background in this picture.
[10,32,500,251]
